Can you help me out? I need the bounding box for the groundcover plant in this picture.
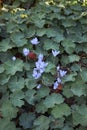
[0,0,87,130]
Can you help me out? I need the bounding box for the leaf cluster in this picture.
[0,0,87,130]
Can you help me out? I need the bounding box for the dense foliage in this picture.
[0,0,87,130]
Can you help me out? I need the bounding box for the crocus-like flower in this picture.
[52,50,60,57]
[53,81,59,89]
[57,77,61,83]
[38,54,43,61]
[57,65,60,71]
[59,70,67,77]
[32,68,41,79]
[36,61,48,70]
[23,48,30,56]
[30,37,39,45]
[32,54,48,79]
[12,56,16,61]
[37,84,42,89]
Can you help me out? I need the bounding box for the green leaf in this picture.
[0,119,16,130]
[19,112,36,129]
[33,115,50,130]
[45,62,56,74]
[42,73,55,86]
[72,105,87,126]
[36,101,47,113]
[4,59,24,75]
[80,68,87,82]
[0,65,4,73]
[0,73,10,85]
[68,54,80,63]
[44,93,64,108]
[71,63,81,72]
[77,126,87,130]
[46,28,58,37]
[11,31,27,47]
[0,39,14,52]
[62,72,77,83]
[35,20,45,28]
[8,76,24,92]
[10,90,25,107]
[24,62,30,71]
[50,117,65,129]
[37,87,50,98]
[7,22,18,33]
[61,55,69,65]
[71,76,86,97]
[51,103,71,118]
[46,28,64,42]
[43,38,59,51]
[26,26,35,38]
[25,78,37,89]
[36,28,46,36]
[25,89,36,105]
[0,52,12,62]
[63,83,74,98]
[0,101,18,119]
[62,125,73,130]
[61,39,76,54]
[62,19,76,27]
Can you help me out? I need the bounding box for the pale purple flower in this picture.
[32,53,48,79]
[52,50,60,57]
[59,70,67,77]
[57,77,61,83]
[37,84,42,89]
[32,68,41,79]
[38,54,43,61]
[23,48,30,56]
[30,37,39,45]
[12,56,16,61]
[53,81,59,90]
[36,61,48,70]
[57,65,60,71]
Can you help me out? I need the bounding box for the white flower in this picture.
[30,37,39,45]
[38,54,43,61]
[32,68,41,79]
[37,84,42,89]
[23,48,30,56]
[12,56,16,61]
[53,81,59,90]
[52,50,60,57]
[59,70,67,77]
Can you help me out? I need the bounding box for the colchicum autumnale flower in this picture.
[53,66,67,89]
[52,50,60,57]
[12,56,16,61]
[53,81,59,90]
[30,37,40,45]
[23,48,30,56]
[32,54,48,79]
[37,84,42,89]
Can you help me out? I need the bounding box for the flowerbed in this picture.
[0,0,87,130]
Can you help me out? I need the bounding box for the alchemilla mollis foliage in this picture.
[0,0,87,130]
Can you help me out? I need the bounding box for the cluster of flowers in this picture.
[22,37,40,57]
[12,37,39,60]
[53,66,67,89]
[32,54,48,79]
[12,37,67,90]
